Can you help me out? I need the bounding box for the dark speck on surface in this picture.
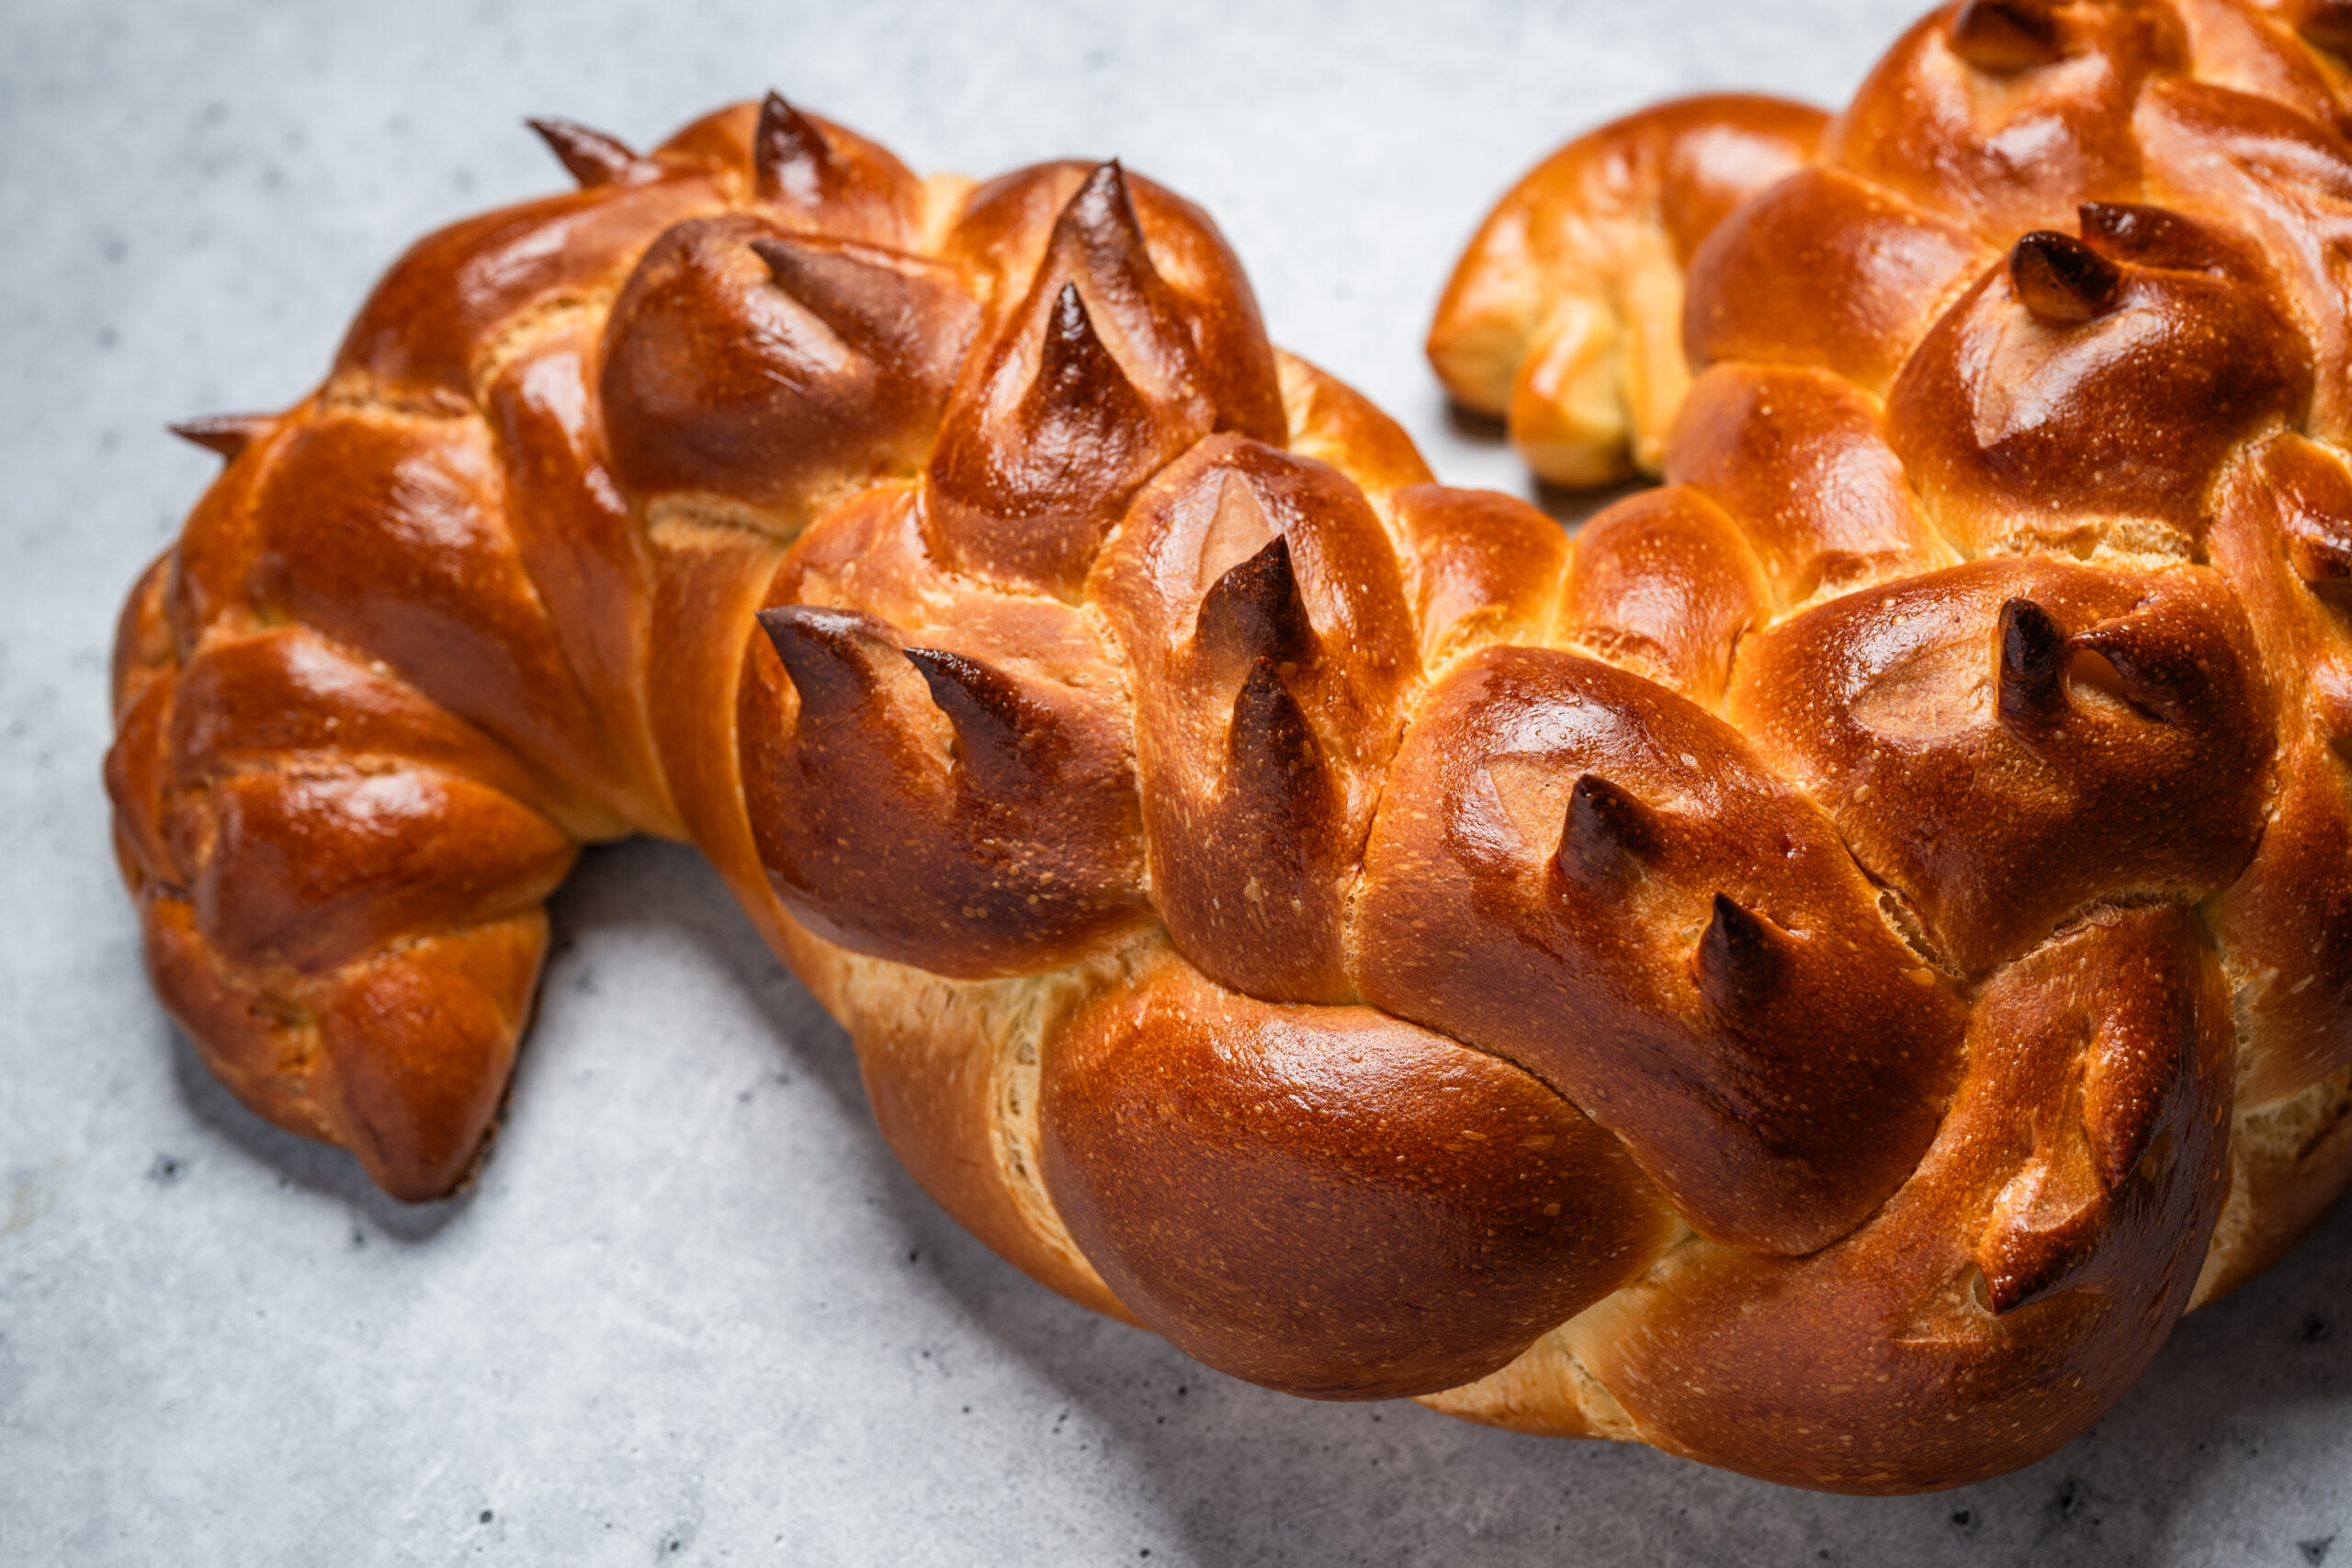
[2303,1539,2335,1566]
[146,1154,183,1185]
[2300,1313,2334,1345]
[479,1510,492,1526]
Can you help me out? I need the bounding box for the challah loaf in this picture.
[103,0,2352,1489]
[1423,0,2352,1484]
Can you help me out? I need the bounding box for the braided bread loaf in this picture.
[1418,0,2352,1480]
[98,0,2346,1489]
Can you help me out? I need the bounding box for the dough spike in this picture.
[1693,893,1787,1017]
[1225,658,1329,810]
[901,646,1059,794]
[752,233,922,350]
[525,117,650,188]
[1557,773,1656,886]
[1949,0,2063,72]
[1194,533,1314,671]
[2009,231,2124,325]
[753,90,834,206]
[1030,282,1134,414]
[1051,162,1154,279]
[755,604,895,716]
[166,413,273,461]
[1996,597,2072,736]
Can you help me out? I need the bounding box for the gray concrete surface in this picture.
[3,0,2348,1562]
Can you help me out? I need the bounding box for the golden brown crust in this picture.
[1555,485,1768,703]
[1353,645,1968,1255]
[1682,165,1992,394]
[1725,558,2276,973]
[1419,0,2352,1489]
[1566,906,2234,1493]
[1040,950,1679,1399]
[740,492,1151,977]
[1669,362,1950,603]
[104,9,2352,1495]
[1093,435,1419,1004]
[1427,93,1828,484]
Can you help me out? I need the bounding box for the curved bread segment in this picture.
[1727,558,2276,976]
[783,929,1143,1325]
[2194,1061,2352,1306]
[737,489,1149,979]
[1668,363,1951,605]
[1567,905,2232,1494]
[925,163,1285,598]
[599,213,978,525]
[1556,485,1770,706]
[1352,646,1966,1256]
[645,96,932,249]
[1886,204,2312,559]
[1094,436,1420,1004]
[106,555,573,1203]
[1386,483,1573,669]
[141,894,551,1203]
[485,328,678,834]
[1275,351,1436,499]
[243,410,637,837]
[1683,164,1993,395]
[331,173,725,406]
[1039,948,1679,1399]
[1825,3,2188,243]
[1428,94,1827,485]
[939,161,1285,446]
[2208,435,2352,1100]
[2137,75,2352,446]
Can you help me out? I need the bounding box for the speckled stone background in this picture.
[4,1,2349,1562]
